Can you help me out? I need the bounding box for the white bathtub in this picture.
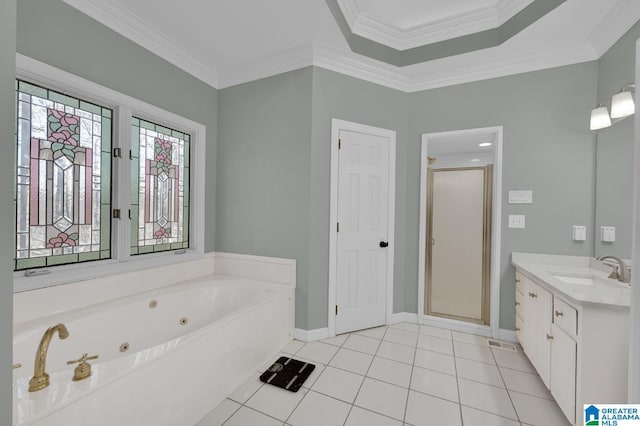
[12,255,295,426]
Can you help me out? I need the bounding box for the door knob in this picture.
[379,241,389,248]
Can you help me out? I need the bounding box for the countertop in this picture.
[512,252,631,308]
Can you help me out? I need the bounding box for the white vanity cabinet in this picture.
[515,269,629,426]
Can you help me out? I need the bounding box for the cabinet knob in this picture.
[555,310,563,317]
[515,301,520,306]
[528,292,538,298]
[546,334,554,340]
[515,279,521,283]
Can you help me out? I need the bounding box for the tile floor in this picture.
[198,323,571,426]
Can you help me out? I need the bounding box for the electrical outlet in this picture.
[509,215,525,229]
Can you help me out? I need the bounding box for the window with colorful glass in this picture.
[15,80,112,270]
[130,117,190,255]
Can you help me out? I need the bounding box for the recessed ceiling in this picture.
[428,132,497,157]
[62,0,640,91]
[338,0,534,50]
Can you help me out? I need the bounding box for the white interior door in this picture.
[335,128,391,334]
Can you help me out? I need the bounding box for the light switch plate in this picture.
[572,225,586,241]
[509,215,525,229]
[601,226,615,242]
[508,190,533,204]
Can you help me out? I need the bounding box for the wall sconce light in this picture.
[611,84,635,119]
[591,83,635,131]
[590,105,612,130]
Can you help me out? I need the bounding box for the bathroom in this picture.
[2,0,640,425]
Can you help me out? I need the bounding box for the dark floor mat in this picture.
[260,356,316,393]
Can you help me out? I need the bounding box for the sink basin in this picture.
[551,274,597,285]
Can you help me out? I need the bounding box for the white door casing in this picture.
[418,127,503,338]
[329,119,396,337]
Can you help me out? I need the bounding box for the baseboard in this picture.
[294,327,329,342]
[498,328,518,343]
[389,312,419,324]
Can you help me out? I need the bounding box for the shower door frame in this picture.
[418,127,504,339]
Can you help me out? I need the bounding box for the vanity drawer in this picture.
[553,297,577,338]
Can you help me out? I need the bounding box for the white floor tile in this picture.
[282,340,305,355]
[461,405,521,426]
[455,357,504,387]
[413,348,456,375]
[500,367,552,400]
[419,325,453,339]
[452,331,489,346]
[376,341,416,364]
[224,406,283,426]
[228,375,264,403]
[383,328,418,347]
[367,356,412,388]
[354,326,387,339]
[287,390,351,426]
[354,378,408,421]
[196,399,240,426]
[454,341,496,364]
[311,366,364,403]
[245,384,308,421]
[329,348,373,375]
[405,390,462,426]
[417,334,454,355]
[458,378,518,420]
[295,341,339,364]
[389,322,420,333]
[322,334,350,347]
[510,390,571,425]
[410,366,459,402]
[492,349,536,373]
[343,334,381,355]
[344,406,402,426]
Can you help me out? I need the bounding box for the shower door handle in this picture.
[379,241,389,248]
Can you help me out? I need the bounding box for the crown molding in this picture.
[407,41,599,92]
[62,0,219,88]
[337,0,533,50]
[217,44,314,89]
[588,0,640,57]
[216,41,597,93]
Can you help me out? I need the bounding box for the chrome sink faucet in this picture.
[596,256,631,284]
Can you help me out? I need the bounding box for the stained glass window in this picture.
[130,118,190,255]
[15,80,112,270]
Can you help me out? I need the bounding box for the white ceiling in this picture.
[63,0,640,91]
[428,132,496,157]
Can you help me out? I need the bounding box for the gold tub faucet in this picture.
[29,323,69,392]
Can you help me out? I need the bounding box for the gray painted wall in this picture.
[1,1,16,423]
[310,68,410,327]
[594,21,640,259]
[408,63,598,329]
[17,0,218,251]
[216,68,314,329]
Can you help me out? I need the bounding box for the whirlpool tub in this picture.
[12,254,295,426]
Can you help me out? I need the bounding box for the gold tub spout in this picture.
[28,323,69,392]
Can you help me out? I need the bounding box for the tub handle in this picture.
[67,353,99,381]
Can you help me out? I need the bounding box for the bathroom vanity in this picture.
[512,253,631,426]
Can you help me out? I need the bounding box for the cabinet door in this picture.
[550,324,577,425]
[532,283,553,388]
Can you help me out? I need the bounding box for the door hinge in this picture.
[335,305,338,315]
[338,139,341,149]
[112,209,121,219]
[128,209,131,220]
[113,147,122,158]
[337,222,340,232]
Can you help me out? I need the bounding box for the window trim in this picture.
[14,54,206,293]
